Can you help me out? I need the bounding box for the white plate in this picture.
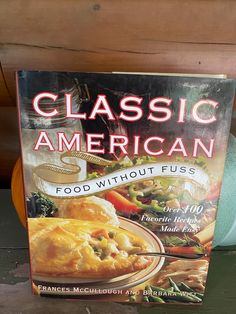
[34,217,165,295]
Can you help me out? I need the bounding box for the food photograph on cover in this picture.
[16,71,235,304]
[2,2,236,314]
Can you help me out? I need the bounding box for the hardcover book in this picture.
[17,71,235,304]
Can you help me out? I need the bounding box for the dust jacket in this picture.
[17,71,235,304]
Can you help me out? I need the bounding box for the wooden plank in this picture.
[1,0,236,45]
[0,63,13,105]
[2,42,236,101]
[0,189,27,248]
[1,0,236,105]
[0,107,20,187]
[0,249,29,284]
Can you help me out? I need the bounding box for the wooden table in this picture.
[1,189,236,314]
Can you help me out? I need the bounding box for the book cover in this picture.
[16,71,235,304]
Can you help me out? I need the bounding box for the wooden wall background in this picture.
[0,0,236,187]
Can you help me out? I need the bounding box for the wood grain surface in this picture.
[0,107,20,187]
[0,65,13,105]
[1,0,236,104]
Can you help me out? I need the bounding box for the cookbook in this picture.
[17,71,235,304]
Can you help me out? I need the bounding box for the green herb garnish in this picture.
[27,192,58,218]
